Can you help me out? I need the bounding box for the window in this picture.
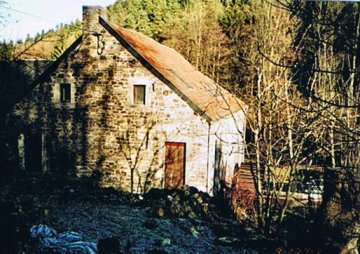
[133,85,146,105]
[60,83,71,103]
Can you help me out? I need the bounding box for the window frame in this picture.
[60,83,71,103]
[129,77,153,106]
[133,84,146,105]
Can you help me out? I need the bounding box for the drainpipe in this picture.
[206,121,211,193]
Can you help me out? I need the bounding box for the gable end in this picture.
[5,36,83,118]
[99,17,212,123]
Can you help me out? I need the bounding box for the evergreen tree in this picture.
[0,40,13,60]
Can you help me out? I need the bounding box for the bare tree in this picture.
[288,1,360,252]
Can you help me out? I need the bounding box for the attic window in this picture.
[133,85,146,105]
[60,83,71,103]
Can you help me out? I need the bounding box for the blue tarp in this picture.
[30,224,97,254]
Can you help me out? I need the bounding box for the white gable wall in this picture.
[207,110,246,195]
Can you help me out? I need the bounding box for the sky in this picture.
[0,0,116,42]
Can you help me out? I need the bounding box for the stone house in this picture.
[7,6,247,194]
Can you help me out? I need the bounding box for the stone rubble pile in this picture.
[142,186,222,220]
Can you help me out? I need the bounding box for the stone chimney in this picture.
[82,6,107,36]
[82,6,107,58]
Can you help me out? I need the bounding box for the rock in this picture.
[97,237,121,254]
[184,185,199,196]
[143,186,223,221]
[202,203,209,214]
[156,207,165,218]
[188,211,197,219]
[161,238,171,247]
[190,226,200,238]
[170,205,180,215]
[184,205,192,213]
[216,236,240,246]
[174,194,180,202]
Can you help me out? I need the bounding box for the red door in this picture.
[164,142,185,188]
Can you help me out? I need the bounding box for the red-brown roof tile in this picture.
[104,20,247,121]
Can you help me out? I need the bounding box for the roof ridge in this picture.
[100,17,213,122]
[99,17,247,121]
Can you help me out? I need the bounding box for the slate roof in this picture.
[100,17,247,122]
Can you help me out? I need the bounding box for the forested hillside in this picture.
[1,0,359,252]
[0,20,80,60]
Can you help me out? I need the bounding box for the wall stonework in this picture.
[9,7,245,194]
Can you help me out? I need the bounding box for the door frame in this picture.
[164,141,186,188]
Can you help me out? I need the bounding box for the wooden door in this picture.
[164,142,185,188]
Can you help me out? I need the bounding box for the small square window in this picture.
[60,83,71,103]
[133,85,146,105]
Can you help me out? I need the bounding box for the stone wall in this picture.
[9,6,245,194]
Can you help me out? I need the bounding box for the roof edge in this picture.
[30,36,83,89]
[99,17,213,123]
[5,36,83,116]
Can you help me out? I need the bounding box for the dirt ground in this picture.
[0,174,268,254]
[0,174,328,254]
